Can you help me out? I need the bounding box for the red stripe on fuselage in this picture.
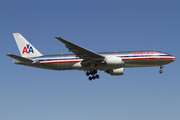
[41,60,82,64]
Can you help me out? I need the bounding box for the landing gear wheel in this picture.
[159,70,163,74]
[90,71,93,75]
[93,70,97,74]
[89,76,92,81]
[96,75,99,79]
[86,72,90,76]
[86,70,99,81]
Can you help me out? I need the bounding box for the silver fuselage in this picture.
[14,50,176,71]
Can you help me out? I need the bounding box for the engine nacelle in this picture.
[105,68,124,76]
[104,57,124,67]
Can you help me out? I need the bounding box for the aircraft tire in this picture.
[96,75,99,79]
[86,72,90,76]
[93,70,97,74]
[89,76,92,81]
[90,71,94,75]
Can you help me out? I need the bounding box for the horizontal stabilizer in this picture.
[6,53,33,62]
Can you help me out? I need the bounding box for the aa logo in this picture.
[22,44,34,54]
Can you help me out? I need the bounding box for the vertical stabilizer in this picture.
[13,33,42,58]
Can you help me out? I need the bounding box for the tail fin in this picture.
[13,33,42,58]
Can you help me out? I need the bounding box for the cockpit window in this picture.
[168,54,172,56]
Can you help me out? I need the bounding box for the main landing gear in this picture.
[159,65,165,74]
[86,70,99,81]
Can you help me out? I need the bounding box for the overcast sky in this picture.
[1,0,180,120]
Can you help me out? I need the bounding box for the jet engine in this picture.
[105,68,124,76]
[104,57,124,67]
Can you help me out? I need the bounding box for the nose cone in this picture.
[169,56,176,63]
[173,57,176,61]
[164,55,176,64]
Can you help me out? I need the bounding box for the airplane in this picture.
[6,33,176,80]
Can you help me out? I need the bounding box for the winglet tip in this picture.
[55,36,64,41]
[55,36,61,38]
[6,53,11,56]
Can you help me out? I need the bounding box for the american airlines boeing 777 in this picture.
[6,33,176,80]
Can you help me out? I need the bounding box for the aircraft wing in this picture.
[55,37,105,60]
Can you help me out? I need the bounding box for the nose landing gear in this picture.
[159,65,165,74]
[86,70,99,81]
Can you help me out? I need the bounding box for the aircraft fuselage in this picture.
[7,33,176,80]
[14,50,175,71]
